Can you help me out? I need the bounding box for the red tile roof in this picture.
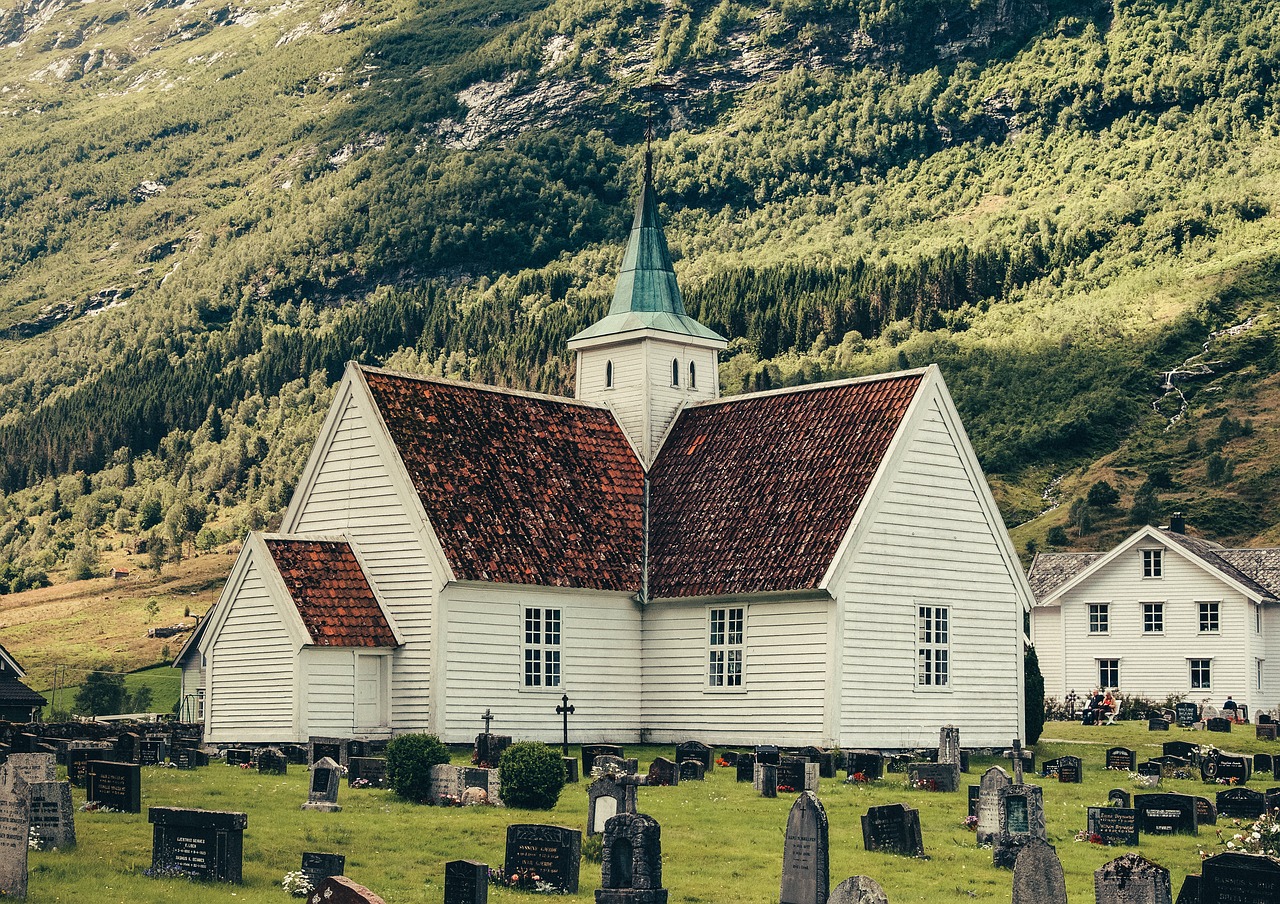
[647,374,923,598]
[362,369,645,591]
[264,538,397,647]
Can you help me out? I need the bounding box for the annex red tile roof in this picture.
[264,538,397,647]
[362,369,645,591]
[647,374,924,598]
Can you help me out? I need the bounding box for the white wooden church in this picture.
[178,166,1033,749]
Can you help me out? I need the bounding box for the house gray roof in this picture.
[1029,527,1280,604]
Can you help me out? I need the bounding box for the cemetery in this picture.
[0,719,1270,902]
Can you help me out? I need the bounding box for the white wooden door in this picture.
[355,655,383,728]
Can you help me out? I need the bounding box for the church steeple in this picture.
[569,159,727,467]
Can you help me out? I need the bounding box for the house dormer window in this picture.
[1142,549,1162,577]
[689,361,696,389]
[671,358,680,387]
[605,360,613,389]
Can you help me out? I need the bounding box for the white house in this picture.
[178,164,1033,749]
[1028,518,1280,716]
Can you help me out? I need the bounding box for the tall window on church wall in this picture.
[689,361,697,389]
[708,606,744,687]
[524,607,561,688]
[605,360,613,388]
[671,358,680,387]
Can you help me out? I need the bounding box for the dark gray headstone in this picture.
[1175,875,1199,904]
[860,803,924,857]
[678,760,705,782]
[139,740,164,766]
[474,734,512,769]
[347,757,387,788]
[587,775,629,836]
[172,748,209,769]
[0,762,30,898]
[563,757,579,784]
[780,792,828,904]
[257,747,287,775]
[908,762,959,793]
[1094,852,1171,904]
[1163,741,1199,764]
[1056,755,1082,784]
[1176,702,1200,727]
[29,780,75,848]
[1133,793,1197,835]
[1258,725,1278,742]
[582,745,624,775]
[225,748,252,766]
[86,760,141,813]
[301,852,345,888]
[1216,787,1265,819]
[1207,717,1232,733]
[736,756,756,783]
[675,741,712,771]
[1149,718,1170,731]
[1254,753,1273,774]
[799,746,837,779]
[1106,748,1137,772]
[594,755,639,776]
[828,877,888,904]
[761,764,777,798]
[306,876,387,904]
[1194,797,1217,825]
[756,745,780,766]
[1087,807,1138,846]
[597,812,666,904]
[778,757,808,793]
[303,757,341,812]
[1109,789,1131,808]
[148,807,247,883]
[1214,753,1252,785]
[1011,838,1066,904]
[309,737,348,768]
[845,751,883,782]
[1199,851,1280,904]
[444,859,488,904]
[1136,761,1164,780]
[504,824,581,893]
[647,758,678,787]
[993,784,1046,869]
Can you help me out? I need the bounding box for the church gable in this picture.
[646,371,923,599]
[361,368,645,591]
[262,537,398,648]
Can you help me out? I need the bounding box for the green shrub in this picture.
[499,741,566,809]
[386,733,450,803]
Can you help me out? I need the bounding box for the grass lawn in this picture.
[27,721,1276,903]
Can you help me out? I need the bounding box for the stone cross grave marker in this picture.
[1094,852,1171,904]
[148,806,247,883]
[504,824,581,894]
[1198,851,1280,904]
[860,803,924,857]
[596,812,667,904]
[1008,740,1025,784]
[780,792,829,904]
[307,876,388,904]
[0,761,30,898]
[445,859,488,904]
[303,757,342,812]
[829,877,888,904]
[29,780,75,849]
[1010,837,1066,904]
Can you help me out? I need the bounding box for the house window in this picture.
[196,687,205,720]
[671,358,680,387]
[1143,603,1164,634]
[708,607,744,687]
[917,605,950,687]
[1190,658,1211,689]
[605,360,613,389]
[1142,549,1163,577]
[1098,659,1119,689]
[689,361,697,389]
[1199,601,1220,633]
[1088,604,1109,634]
[1257,605,1263,634]
[523,608,561,688]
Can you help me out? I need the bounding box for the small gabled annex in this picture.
[0,643,46,723]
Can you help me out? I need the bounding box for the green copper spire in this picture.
[570,154,725,345]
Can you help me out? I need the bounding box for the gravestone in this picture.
[647,758,678,787]
[172,748,209,769]
[736,757,756,783]
[1175,875,1199,904]
[675,741,712,771]
[582,745,624,775]
[1268,788,1280,813]
[302,757,341,812]
[1216,787,1265,819]
[474,734,512,769]
[993,784,1046,869]
[1254,753,1273,774]
[1107,748,1138,772]
[968,785,980,817]
[1109,789,1132,808]
[309,737,348,767]
[86,760,141,812]
[0,762,30,898]
[29,780,75,848]
[307,876,388,904]
[800,746,837,780]
[976,766,1012,845]
[1198,851,1280,904]
[1094,853,1171,904]
[563,757,579,784]
[225,748,252,766]
[1177,702,1200,727]
[1041,758,1062,779]
[756,745,781,766]
[909,762,959,792]
[1056,755,1082,784]
[139,739,164,766]
[7,753,55,784]
[1136,761,1164,781]
[678,760,705,782]
[597,812,667,904]
[1207,717,1232,733]
[938,726,961,765]
[885,753,914,774]
[65,745,110,787]
[1002,747,1035,774]
[284,745,310,765]
[1258,724,1278,742]
[148,807,247,883]
[116,732,141,764]
[302,852,346,888]
[780,792,828,904]
[440,859,487,904]
[1194,797,1217,825]
[778,757,807,793]
[829,877,888,904]
[860,803,924,857]
[1163,742,1200,767]
[1214,754,1252,784]
[588,775,630,837]
[845,751,883,782]
[504,824,581,893]
[1087,807,1139,846]
[347,757,388,788]
[445,859,488,904]
[1149,719,1170,731]
[1133,793,1197,835]
[595,755,640,776]
[761,764,778,798]
[257,748,288,775]
[1010,837,1066,904]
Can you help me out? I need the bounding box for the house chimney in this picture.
[1168,512,1186,534]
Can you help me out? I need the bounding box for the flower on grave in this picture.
[777,784,796,793]
[1090,834,1104,845]
[282,870,314,897]
[351,778,371,789]
[850,772,869,784]
[239,762,251,769]
[962,815,978,830]
[27,827,43,851]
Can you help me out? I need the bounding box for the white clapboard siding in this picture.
[207,561,296,742]
[440,584,643,744]
[1051,545,1259,711]
[303,650,356,736]
[641,597,831,745]
[841,394,1022,749]
[289,387,433,730]
[1031,607,1065,700]
[644,339,717,463]
[179,656,205,721]
[579,344,647,461]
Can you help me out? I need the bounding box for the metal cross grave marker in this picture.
[556,694,575,757]
[481,708,494,734]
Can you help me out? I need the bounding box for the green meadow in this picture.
[26,721,1277,903]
